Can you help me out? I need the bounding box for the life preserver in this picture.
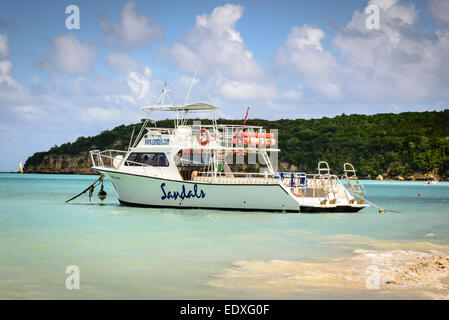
[233,131,276,146]
[197,128,210,146]
[233,136,248,145]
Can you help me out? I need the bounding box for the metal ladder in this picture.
[317,161,338,204]
[259,151,274,174]
[310,174,327,204]
[343,163,366,204]
[318,161,331,176]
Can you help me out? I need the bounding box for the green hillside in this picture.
[25,110,449,179]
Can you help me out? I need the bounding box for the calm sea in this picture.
[1,173,449,299]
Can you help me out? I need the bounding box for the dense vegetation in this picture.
[25,110,449,179]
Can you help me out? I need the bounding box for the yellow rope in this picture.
[364,198,401,213]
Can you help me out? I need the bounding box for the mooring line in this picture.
[65,175,103,203]
[364,198,401,213]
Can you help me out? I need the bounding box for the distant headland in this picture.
[24,110,449,181]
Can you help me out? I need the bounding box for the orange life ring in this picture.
[197,128,210,146]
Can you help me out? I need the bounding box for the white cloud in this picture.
[3,0,448,138]
[218,81,277,100]
[13,105,39,120]
[195,3,245,42]
[0,60,45,125]
[169,3,277,108]
[369,0,417,25]
[36,33,96,75]
[276,25,341,100]
[79,106,139,123]
[171,4,263,82]
[104,53,154,105]
[126,67,152,101]
[166,4,336,115]
[1,70,149,130]
[333,0,449,102]
[280,88,303,102]
[1,51,154,134]
[0,60,25,101]
[284,25,325,51]
[0,34,8,57]
[275,0,449,106]
[99,1,163,50]
[0,60,13,77]
[106,53,141,72]
[429,0,449,24]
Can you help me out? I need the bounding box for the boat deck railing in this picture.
[144,124,278,152]
[90,149,154,175]
[90,150,128,168]
[192,170,351,201]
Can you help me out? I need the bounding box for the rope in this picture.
[65,175,103,203]
[363,198,401,214]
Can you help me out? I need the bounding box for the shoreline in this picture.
[6,171,448,181]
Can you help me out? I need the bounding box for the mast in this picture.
[133,81,173,147]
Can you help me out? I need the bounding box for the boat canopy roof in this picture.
[141,102,219,112]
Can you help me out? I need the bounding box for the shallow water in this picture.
[0,173,448,299]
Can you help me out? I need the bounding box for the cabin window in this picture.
[125,153,169,167]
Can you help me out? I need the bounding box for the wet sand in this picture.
[210,236,449,299]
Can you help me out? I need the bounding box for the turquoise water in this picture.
[1,173,449,299]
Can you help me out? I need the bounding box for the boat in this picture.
[89,84,368,213]
[425,177,438,185]
[19,162,23,175]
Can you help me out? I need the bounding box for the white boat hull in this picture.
[94,168,366,213]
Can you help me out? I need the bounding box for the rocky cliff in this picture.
[24,152,95,175]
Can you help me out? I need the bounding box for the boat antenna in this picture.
[132,82,171,147]
[128,125,135,150]
[161,81,174,105]
[242,107,250,129]
[184,61,201,105]
[132,109,151,148]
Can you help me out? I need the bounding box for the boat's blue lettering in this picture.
[145,137,170,145]
[160,183,206,200]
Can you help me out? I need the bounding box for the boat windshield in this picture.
[125,152,169,167]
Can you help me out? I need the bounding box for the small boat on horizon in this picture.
[89,84,368,213]
[19,162,24,175]
[425,177,438,185]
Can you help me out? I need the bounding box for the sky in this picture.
[0,0,448,171]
